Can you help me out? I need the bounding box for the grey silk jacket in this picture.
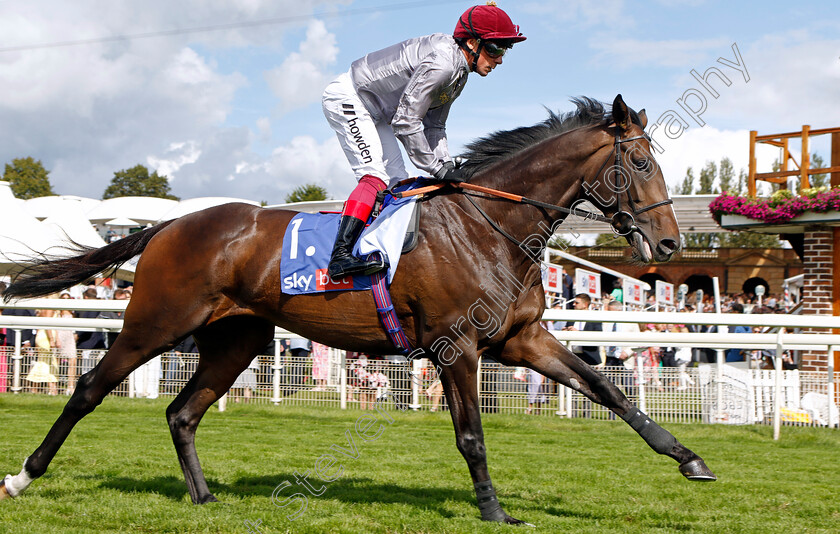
[350,33,469,176]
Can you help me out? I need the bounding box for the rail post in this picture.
[635,352,646,414]
[271,342,282,405]
[11,330,22,394]
[773,331,784,440]
[562,340,573,418]
[128,371,135,399]
[828,345,837,428]
[555,374,567,416]
[410,358,422,411]
[715,349,724,423]
[339,350,347,410]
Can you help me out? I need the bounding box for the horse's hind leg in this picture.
[166,316,274,504]
[500,323,716,481]
[1,325,178,500]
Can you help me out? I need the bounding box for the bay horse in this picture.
[1,95,715,524]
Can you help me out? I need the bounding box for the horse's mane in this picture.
[458,96,636,178]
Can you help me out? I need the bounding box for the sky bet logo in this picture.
[316,268,352,291]
[283,268,353,292]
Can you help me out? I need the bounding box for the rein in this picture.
[387,130,674,253]
[391,181,611,224]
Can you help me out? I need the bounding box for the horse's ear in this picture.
[638,109,648,129]
[612,94,631,132]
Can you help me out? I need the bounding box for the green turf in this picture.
[0,395,838,533]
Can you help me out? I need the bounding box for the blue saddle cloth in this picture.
[280,180,428,295]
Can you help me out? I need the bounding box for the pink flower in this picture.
[709,188,840,225]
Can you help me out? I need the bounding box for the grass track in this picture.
[1,395,838,533]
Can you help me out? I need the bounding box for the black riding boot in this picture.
[327,215,387,279]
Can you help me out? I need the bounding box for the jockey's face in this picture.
[464,38,505,77]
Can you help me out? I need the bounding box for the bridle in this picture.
[590,129,674,237]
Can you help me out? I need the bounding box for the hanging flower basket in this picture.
[710,187,840,225]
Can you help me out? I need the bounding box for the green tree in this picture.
[809,153,828,189]
[698,161,717,194]
[285,183,328,203]
[736,169,747,196]
[677,167,695,195]
[547,234,572,250]
[594,233,624,247]
[721,231,782,248]
[718,157,735,194]
[103,164,178,200]
[3,157,54,199]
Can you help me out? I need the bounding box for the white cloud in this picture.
[264,19,339,114]
[521,1,628,27]
[256,117,272,140]
[147,141,202,179]
[0,1,337,201]
[703,34,840,131]
[589,37,731,68]
[654,126,779,192]
[266,135,354,199]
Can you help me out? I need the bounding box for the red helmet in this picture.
[454,3,526,43]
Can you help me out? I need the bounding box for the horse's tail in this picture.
[2,220,175,302]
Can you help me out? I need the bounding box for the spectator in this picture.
[368,360,391,403]
[164,336,198,394]
[658,323,677,369]
[353,355,376,409]
[0,281,9,393]
[230,357,260,403]
[603,300,639,396]
[287,337,311,392]
[76,288,106,375]
[725,303,750,362]
[311,342,330,391]
[563,293,603,366]
[1,287,36,352]
[561,267,574,308]
[26,309,58,395]
[609,279,623,303]
[56,291,78,395]
[666,324,694,390]
[637,324,663,392]
[424,361,444,412]
[525,368,547,415]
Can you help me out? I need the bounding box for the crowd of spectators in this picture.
[1,278,801,410]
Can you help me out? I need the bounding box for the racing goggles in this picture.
[482,40,510,58]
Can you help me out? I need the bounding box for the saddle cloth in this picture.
[280,191,419,295]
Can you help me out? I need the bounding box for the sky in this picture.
[0,0,838,205]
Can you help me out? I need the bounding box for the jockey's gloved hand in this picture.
[433,161,467,183]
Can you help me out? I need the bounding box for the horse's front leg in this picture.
[436,354,532,525]
[499,324,716,481]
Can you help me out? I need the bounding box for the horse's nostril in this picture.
[658,239,679,255]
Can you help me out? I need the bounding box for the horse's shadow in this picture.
[98,473,597,521]
[98,473,476,518]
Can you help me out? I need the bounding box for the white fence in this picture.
[1,299,838,430]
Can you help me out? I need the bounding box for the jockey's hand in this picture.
[433,161,467,183]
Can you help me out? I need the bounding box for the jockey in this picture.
[322,2,526,279]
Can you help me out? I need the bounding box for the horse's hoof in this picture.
[197,494,220,504]
[503,515,535,527]
[0,479,12,500]
[680,458,717,481]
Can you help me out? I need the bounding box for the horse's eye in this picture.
[633,158,651,172]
